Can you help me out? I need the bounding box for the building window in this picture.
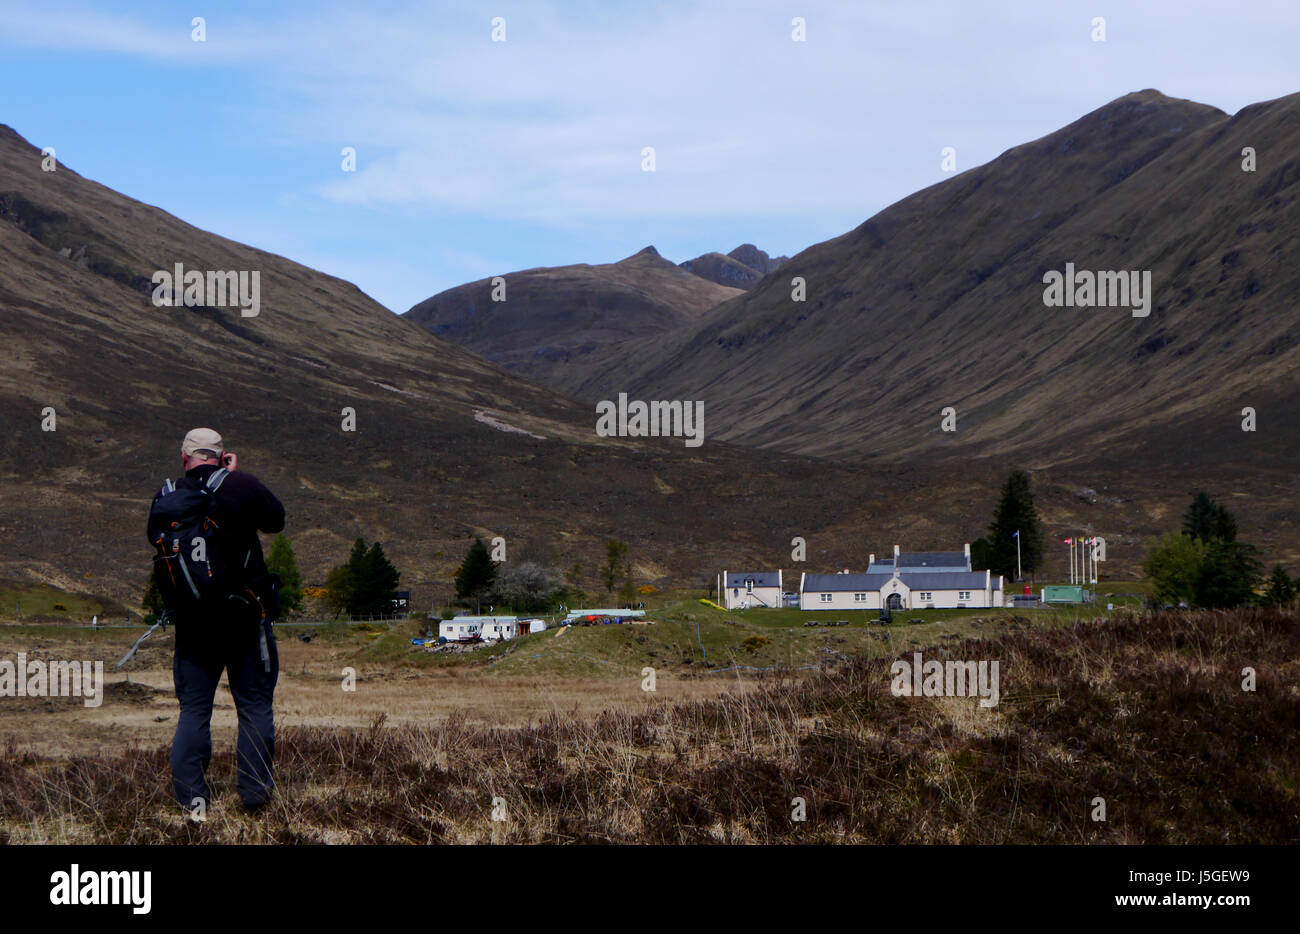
[820,593,832,603]
[919,592,932,601]
[745,579,754,593]
[959,591,971,600]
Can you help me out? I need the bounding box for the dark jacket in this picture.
[148,463,286,614]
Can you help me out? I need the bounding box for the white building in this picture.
[798,544,1003,610]
[719,571,783,609]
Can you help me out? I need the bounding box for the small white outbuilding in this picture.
[719,571,783,610]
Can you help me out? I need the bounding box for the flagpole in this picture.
[1016,530,1021,582]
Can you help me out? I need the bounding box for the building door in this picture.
[887,593,904,610]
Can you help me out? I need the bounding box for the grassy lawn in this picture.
[0,583,1156,680]
[0,580,132,623]
[352,588,1156,679]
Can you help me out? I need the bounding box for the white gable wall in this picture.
[910,587,987,608]
[799,587,880,610]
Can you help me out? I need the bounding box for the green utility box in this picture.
[1042,585,1085,604]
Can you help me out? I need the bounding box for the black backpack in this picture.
[149,468,255,618]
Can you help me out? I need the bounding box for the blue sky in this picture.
[1,0,1296,312]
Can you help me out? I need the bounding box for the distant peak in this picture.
[618,245,673,266]
[726,244,788,275]
[1092,88,1226,120]
[1124,88,1170,100]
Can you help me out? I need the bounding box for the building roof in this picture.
[725,571,781,588]
[802,573,894,592]
[895,551,968,569]
[802,571,996,592]
[896,571,991,591]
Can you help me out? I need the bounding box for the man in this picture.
[148,428,285,813]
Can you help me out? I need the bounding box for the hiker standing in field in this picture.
[147,428,285,813]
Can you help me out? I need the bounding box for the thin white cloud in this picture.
[4,0,1296,235]
[0,2,275,61]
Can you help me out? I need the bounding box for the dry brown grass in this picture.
[2,608,1296,844]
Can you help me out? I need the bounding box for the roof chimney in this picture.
[964,542,971,558]
[893,544,900,558]
[869,553,875,565]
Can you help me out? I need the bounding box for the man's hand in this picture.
[221,452,239,472]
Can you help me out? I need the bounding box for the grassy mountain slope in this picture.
[571,91,1300,475]
[403,246,740,393]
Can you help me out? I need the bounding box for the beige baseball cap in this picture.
[181,427,224,458]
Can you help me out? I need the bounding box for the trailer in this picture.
[438,619,483,643]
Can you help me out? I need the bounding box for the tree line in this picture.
[451,536,637,614]
[1144,491,1294,609]
[964,472,1292,608]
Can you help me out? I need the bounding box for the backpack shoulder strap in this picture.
[204,467,230,493]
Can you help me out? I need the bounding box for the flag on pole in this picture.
[1064,538,1072,544]
[1013,531,1019,538]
